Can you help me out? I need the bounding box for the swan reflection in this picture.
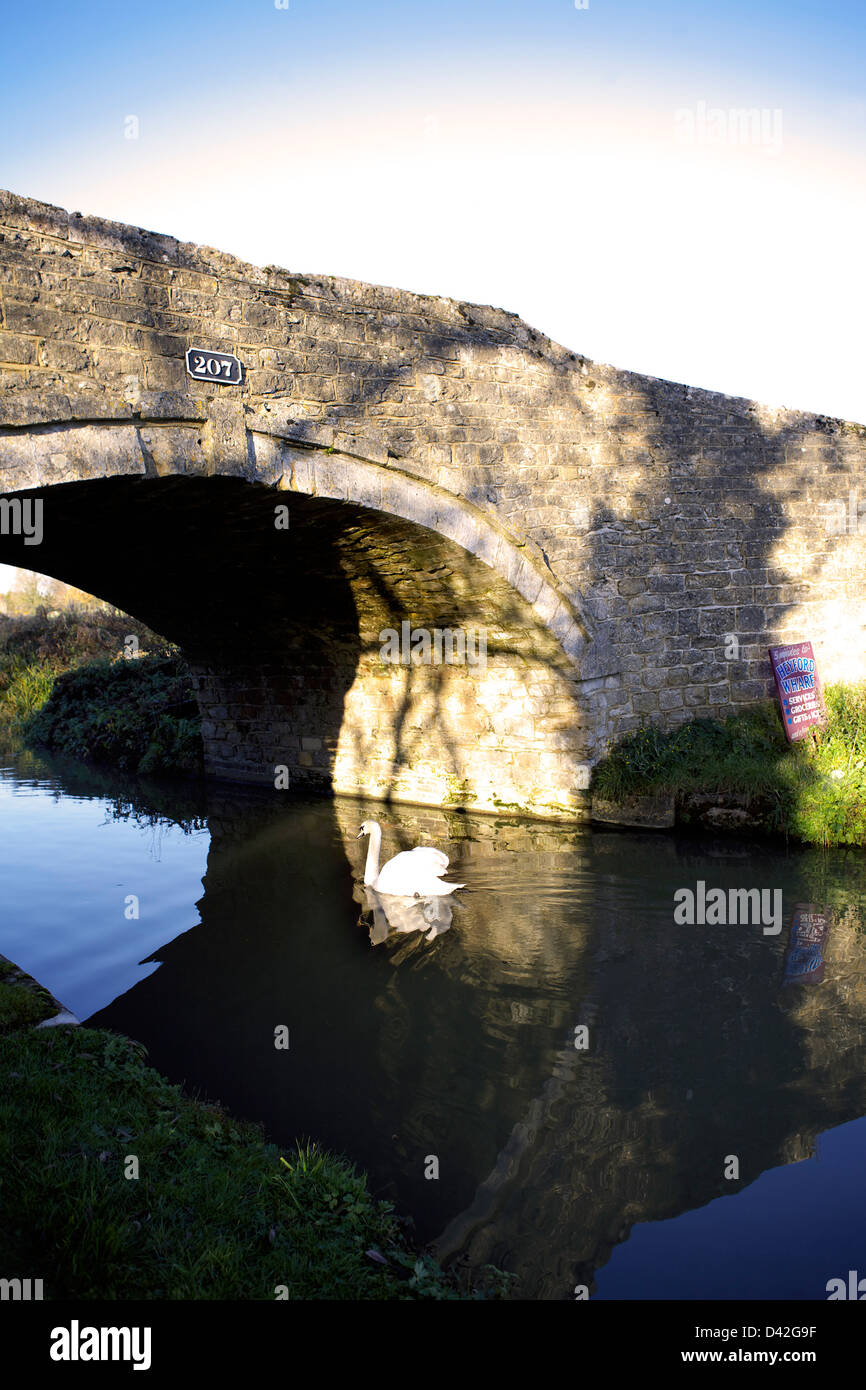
[357,885,456,945]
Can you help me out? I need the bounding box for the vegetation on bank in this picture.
[591,684,866,847]
[0,1021,508,1300]
[0,609,203,776]
[26,656,203,776]
[0,608,170,730]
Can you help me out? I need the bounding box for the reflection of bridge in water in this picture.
[86,781,866,1299]
[427,845,866,1298]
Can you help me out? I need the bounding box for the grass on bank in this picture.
[0,1025,509,1300]
[0,608,173,732]
[0,960,58,1032]
[591,684,866,847]
[25,657,203,776]
[0,609,203,776]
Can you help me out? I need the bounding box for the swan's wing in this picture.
[374,849,423,893]
[405,845,449,871]
[375,846,451,894]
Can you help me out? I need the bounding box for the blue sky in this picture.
[1,0,865,432]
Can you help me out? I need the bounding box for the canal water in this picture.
[2,741,866,1300]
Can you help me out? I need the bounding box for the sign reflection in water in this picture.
[781,904,831,989]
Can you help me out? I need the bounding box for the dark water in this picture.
[2,742,866,1300]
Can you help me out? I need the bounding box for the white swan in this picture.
[357,820,465,896]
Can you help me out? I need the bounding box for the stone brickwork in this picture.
[1,189,865,817]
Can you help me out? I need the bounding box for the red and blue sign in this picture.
[768,640,828,742]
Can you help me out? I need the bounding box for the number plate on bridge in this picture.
[185,348,243,384]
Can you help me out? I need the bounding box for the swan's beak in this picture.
[357,827,365,838]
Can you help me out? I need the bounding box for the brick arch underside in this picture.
[0,472,592,817]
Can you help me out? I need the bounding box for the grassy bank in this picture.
[591,684,866,847]
[0,1012,506,1300]
[0,609,202,776]
[26,656,203,776]
[0,608,171,730]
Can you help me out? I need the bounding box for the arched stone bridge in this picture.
[1,190,865,817]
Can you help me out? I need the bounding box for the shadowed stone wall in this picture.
[1,189,865,814]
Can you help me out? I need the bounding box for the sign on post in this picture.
[185,347,243,385]
[768,640,828,742]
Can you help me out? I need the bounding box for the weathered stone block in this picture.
[591,792,676,829]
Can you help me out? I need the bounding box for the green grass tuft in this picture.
[0,981,57,1033]
[591,683,866,848]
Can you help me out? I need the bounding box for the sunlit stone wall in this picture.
[1,189,865,814]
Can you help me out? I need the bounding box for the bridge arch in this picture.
[0,422,604,817]
[0,417,594,664]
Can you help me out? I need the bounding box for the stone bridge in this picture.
[1,189,865,817]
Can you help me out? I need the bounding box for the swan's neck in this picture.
[363,824,382,886]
